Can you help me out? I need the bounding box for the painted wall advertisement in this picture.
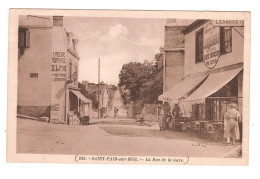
[203,21,220,69]
[51,51,67,121]
[52,52,67,82]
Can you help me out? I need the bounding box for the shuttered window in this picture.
[195,28,204,63]
[25,30,30,47]
[220,27,232,54]
[18,28,30,48]
[69,62,72,81]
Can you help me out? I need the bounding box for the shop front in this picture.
[158,67,243,140]
[180,68,243,139]
[67,89,92,125]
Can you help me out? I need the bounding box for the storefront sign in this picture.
[213,20,244,27]
[52,52,67,82]
[203,21,220,69]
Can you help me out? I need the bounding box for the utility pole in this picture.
[98,58,100,119]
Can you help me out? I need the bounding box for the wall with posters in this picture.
[184,20,244,77]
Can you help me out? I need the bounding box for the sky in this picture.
[63,17,166,85]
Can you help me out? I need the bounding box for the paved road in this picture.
[17,117,237,158]
[111,90,128,118]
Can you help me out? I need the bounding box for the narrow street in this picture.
[17,117,237,158]
[111,89,128,118]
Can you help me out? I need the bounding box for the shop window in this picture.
[195,28,204,63]
[220,27,232,55]
[18,28,30,48]
[206,98,238,121]
[192,103,205,120]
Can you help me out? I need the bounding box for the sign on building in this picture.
[203,21,220,69]
[213,20,244,27]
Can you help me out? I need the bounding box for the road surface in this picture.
[16,117,238,158]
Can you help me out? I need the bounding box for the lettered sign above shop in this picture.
[203,21,220,69]
[213,20,244,27]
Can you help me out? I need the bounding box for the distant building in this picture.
[87,82,109,117]
[18,15,91,124]
[82,80,89,90]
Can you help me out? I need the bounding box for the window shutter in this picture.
[18,30,25,48]
[220,27,232,55]
[26,30,30,47]
[220,27,225,54]
[224,27,232,53]
[195,28,204,63]
[69,62,72,81]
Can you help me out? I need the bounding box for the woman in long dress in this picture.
[224,103,241,145]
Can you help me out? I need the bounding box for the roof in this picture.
[19,15,53,28]
[181,20,209,35]
[165,19,195,27]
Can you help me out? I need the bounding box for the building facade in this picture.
[163,19,194,92]
[159,19,244,135]
[18,15,91,124]
[87,82,109,117]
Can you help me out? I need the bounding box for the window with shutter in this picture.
[18,29,25,48]
[220,27,232,55]
[25,30,30,47]
[69,62,72,81]
[195,28,204,63]
[18,28,30,48]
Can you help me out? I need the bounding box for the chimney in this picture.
[53,16,63,26]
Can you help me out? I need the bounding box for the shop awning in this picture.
[158,74,208,103]
[70,90,92,103]
[181,68,243,103]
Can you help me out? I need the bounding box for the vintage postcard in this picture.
[7,9,250,165]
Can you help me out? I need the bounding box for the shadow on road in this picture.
[100,126,226,146]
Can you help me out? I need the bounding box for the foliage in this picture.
[118,61,163,104]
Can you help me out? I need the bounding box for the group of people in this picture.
[158,102,241,145]
[159,102,180,131]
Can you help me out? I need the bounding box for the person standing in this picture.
[159,106,165,131]
[224,103,241,145]
[163,102,170,130]
[114,107,118,118]
[84,103,90,125]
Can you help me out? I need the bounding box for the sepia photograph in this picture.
[7,9,250,165]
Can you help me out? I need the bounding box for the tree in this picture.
[118,61,163,104]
